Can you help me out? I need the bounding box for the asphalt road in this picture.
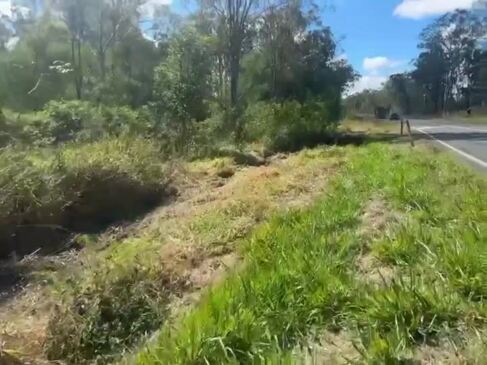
[410,119,487,171]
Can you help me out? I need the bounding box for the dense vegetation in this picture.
[0,0,356,152]
[346,8,487,117]
[0,0,357,260]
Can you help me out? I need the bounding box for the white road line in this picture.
[414,127,487,168]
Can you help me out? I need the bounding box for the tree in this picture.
[418,9,485,113]
[52,0,98,99]
[0,14,73,110]
[412,48,447,113]
[387,74,411,114]
[242,9,356,104]
[88,0,142,81]
[154,27,212,150]
[198,0,258,108]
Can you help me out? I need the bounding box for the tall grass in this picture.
[133,144,486,364]
[0,137,169,257]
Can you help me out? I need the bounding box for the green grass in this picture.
[132,143,486,364]
[0,137,168,257]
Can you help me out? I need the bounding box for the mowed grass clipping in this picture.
[133,143,486,364]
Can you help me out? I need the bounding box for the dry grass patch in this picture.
[0,146,344,364]
[0,285,54,363]
[356,196,402,285]
[341,119,400,135]
[414,330,487,365]
[293,331,361,365]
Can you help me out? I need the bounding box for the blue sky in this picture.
[324,0,480,93]
[326,0,431,93]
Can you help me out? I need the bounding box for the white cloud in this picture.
[347,75,387,95]
[0,0,32,18]
[346,56,409,95]
[363,57,391,72]
[140,0,172,17]
[394,0,476,19]
[5,35,18,50]
[363,56,405,74]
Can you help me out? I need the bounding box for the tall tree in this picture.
[52,0,98,99]
[418,9,485,113]
[198,0,258,108]
[154,26,212,149]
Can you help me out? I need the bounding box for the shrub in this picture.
[44,100,153,143]
[244,100,340,152]
[2,101,156,147]
[99,105,151,137]
[0,137,169,258]
[44,100,104,143]
[45,264,172,364]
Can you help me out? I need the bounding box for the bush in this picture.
[45,264,171,364]
[1,101,156,147]
[44,100,153,143]
[0,137,169,258]
[244,99,340,152]
[44,100,104,143]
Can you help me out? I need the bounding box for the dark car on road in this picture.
[389,113,401,121]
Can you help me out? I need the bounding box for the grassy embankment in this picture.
[1,120,485,364]
[132,138,487,364]
[0,137,170,257]
[0,135,343,364]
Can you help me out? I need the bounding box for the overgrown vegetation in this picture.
[44,263,175,364]
[0,0,486,364]
[0,137,168,257]
[37,146,342,364]
[0,0,356,266]
[133,143,486,364]
[244,100,341,152]
[0,0,356,155]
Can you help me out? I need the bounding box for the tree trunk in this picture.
[77,38,83,99]
[99,20,106,80]
[230,57,239,107]
[71,38,81,100]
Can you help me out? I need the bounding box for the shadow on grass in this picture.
[0,188,175,303]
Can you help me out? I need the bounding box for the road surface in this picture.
[411,119,487,171]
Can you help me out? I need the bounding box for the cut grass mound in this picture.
[134,143,486,364]
[0,137,169,258]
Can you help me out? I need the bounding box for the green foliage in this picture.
[0,15,74,111]
[1,101,157,147]
[242,20,357,104]
[245,100,340,151]
[0,137,168,257]
[153,27,213,151]
[43,100,102,143]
